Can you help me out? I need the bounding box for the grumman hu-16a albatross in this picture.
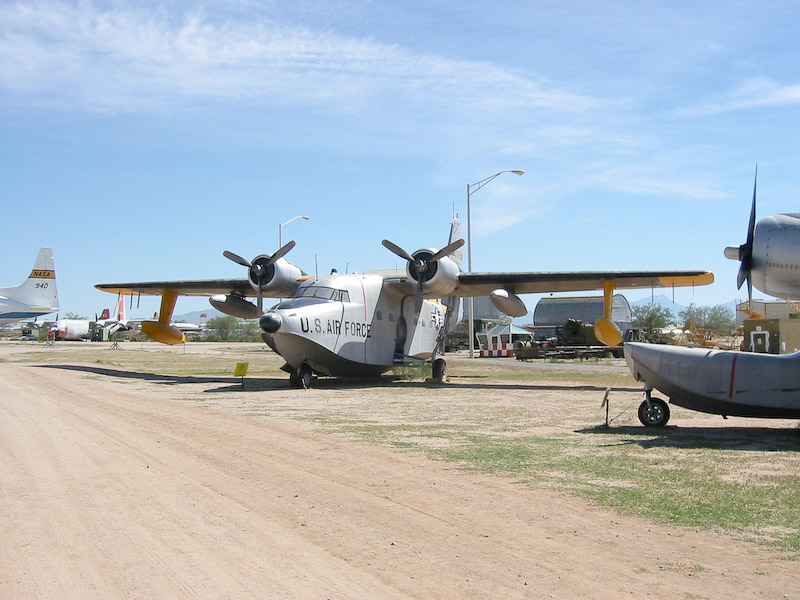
[97,220,713,388]
[626,170,800,426]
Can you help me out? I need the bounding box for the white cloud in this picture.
[676,77,800,117]
[0,0,594,118]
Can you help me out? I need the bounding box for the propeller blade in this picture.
[223,250,251,267]
[736,263,749,290]
[382,239,414,262]
[429,238,464,263]
[415,279,423,316]
[745,165,757,249]
[736,166,758,291]
[265,240,296,265]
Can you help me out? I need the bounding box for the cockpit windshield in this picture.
[294,286,350,302]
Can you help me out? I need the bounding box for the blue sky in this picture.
[2,0,799,320]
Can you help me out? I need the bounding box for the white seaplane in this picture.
[97,220,712,388]
[626,169,800,426]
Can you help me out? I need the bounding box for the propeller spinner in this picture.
[223,240,296,313]
[382,238,464,315]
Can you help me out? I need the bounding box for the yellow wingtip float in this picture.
[141,321,186,345]
[594,317,623,347]
[593,281,623,347]
[141,290,186,345]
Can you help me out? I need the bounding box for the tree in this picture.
[206,316,239,341]
[679,304,736,334]
[632,303,674,334]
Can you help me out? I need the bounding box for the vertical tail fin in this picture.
[447,217,463,271]
[0,248,59,313]
[445,218,464,331]
[116,294,127,324]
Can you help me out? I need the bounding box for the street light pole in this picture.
[279,215,310,248]
[466,170,524,359]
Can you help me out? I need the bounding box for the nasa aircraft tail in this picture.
[0,248,59,317]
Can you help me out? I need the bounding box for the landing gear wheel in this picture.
[289,370,302,388]
[638,396,670,427]
[298,364,313,389]
[432,358,447,383]
[289,365,313,389]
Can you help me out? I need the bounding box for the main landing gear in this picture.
[638,389,670,427]
[432,358,447,383]
[289,364,313,389]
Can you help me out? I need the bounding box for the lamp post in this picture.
[467,170,524,358]
[279,215,310,248]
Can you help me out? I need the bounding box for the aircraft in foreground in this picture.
[0,247,59,326]
[626,170,800,426]
[97,219,713,387]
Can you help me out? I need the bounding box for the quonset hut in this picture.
[532,295,634,341]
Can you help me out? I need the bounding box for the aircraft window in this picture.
[295,286,350,302]
[377,311,383,320]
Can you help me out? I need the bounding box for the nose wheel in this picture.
[290,364,313,389]
[638,391,670,427]
[432,358,447,383]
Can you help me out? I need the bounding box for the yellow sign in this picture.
[234,362,249,377]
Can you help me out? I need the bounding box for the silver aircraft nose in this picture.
[259,312,282,334]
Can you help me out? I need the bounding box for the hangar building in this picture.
[532,295,633,340]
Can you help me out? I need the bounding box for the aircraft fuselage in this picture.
[625,342,800,420]
[261,273,446,378]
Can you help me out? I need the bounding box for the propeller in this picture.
[382,238,464,315]
[223,240,296,314]
[727,166,758,310]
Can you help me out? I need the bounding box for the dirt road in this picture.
[1,343,797,598]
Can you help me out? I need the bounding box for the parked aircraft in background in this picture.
[98,218,712,387]
[52,316,93,340]
[0,247,59,326]
[98,294,131,335]
[54,294,130,340]
[626,169,800,426]
[171,313,207,335]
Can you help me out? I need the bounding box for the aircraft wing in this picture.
[453,270,714,296]
[95,279,254,297]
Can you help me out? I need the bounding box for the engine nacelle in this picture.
[751,214,800,300]
[248,256,303,298]
[406,249,460,297]
[490,289,527,317]
[210,294,261,319]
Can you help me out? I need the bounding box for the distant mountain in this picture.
[627,294,738,314]
[172,308,224,323]
[628,294,688,314]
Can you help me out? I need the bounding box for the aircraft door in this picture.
[750,328,771,353]
[395,316,407,356]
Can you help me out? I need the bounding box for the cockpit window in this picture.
[295,286,350,302]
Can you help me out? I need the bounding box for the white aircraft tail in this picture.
[447,217,464,270]
[444,218,464,331]
[0,247,59,314]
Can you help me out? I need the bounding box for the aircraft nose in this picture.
[259,312,282,334]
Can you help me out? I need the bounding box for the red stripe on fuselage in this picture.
[729,352,739,399]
